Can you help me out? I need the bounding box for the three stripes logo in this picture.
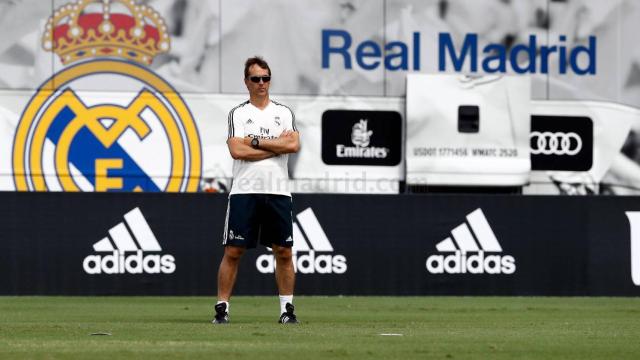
[83,207,176,275]
[256,208,347,274]
[626,212,640,286]
[426,208,516,275]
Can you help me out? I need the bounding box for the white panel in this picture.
[626,212,640,286]
[124,207,161,251]
[435,237,457,252]
[93,237,114,252]
[451,223,479,253]
[406,74,531,186]
[292,223,310,253]
[529,100,637,191]
[296,208,332,251]
[466,208,502,252]
[109,223,138,251]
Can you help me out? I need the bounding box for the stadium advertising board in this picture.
[321,110,402,166]
[526,100,637,195]
[530,115,593,171]
[2,193,640,296]
[2,1,640,195]
[405,74,531,186]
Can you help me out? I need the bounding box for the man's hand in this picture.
[228,137,277,161]
[279,130,295,138]
[243,130,293,146]
[254,130,300,154]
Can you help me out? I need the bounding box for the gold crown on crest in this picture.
[42,0,170,65]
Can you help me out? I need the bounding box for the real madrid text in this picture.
[323,30,596,75]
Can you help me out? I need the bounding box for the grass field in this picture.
[1,296,640,359]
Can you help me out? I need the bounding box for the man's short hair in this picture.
[244,56,271,79]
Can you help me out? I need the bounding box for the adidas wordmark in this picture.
[256,208,347,274]
[83,207,176,275]
[426,208,516,275]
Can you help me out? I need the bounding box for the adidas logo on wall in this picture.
[626,211,640,286]
[83,207,176,275]
[256,208,347,274]
[426,208,516,275]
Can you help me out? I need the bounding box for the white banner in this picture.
[526,101,637,195]
[405,74,531,186]
[0,89,404,193]
[2,0,639,105]
[1,0,640,194]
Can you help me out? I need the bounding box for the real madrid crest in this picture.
[13,0,202,192]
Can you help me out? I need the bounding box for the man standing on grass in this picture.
[213,56,300,324]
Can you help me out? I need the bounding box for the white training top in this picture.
[227,99,297,196]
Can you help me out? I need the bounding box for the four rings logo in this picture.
[83,208,176,275]
[530,115,593,171]
[12,0,201,192]
[256,208,347,274]
[530,131,582,156]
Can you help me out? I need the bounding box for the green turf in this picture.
[1,296,639,359]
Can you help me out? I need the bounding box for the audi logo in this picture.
[530,131,582,156]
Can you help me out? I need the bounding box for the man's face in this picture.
[245,64,270,97]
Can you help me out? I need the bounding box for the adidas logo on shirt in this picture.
[83,207,176,275]
[256,208,347,274]
[426,208,516,275]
